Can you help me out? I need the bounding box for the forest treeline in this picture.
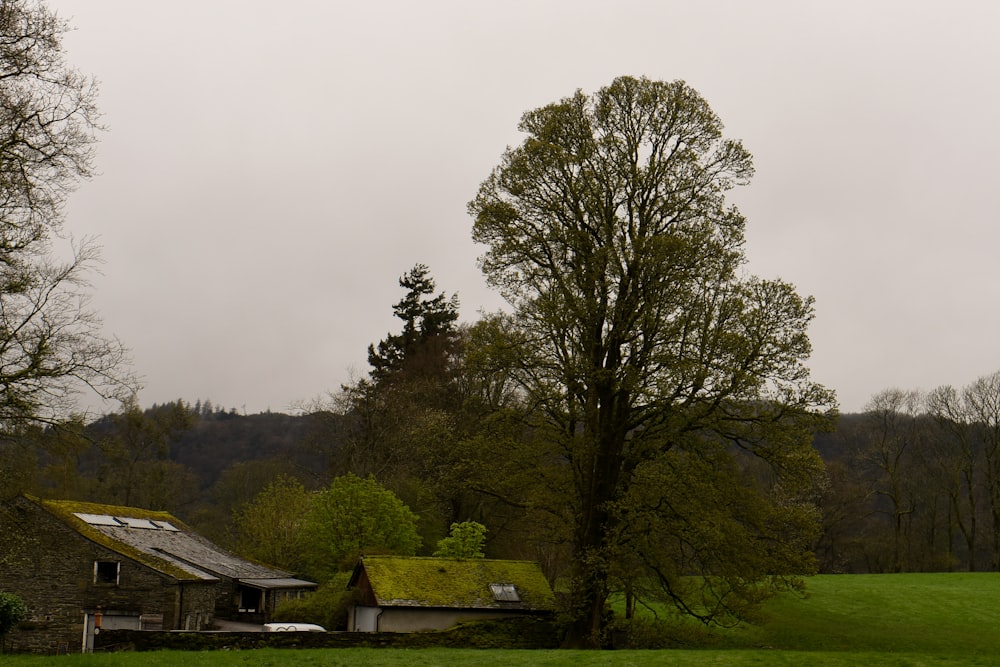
[815,381,1000,574]
[6,332,1000,578]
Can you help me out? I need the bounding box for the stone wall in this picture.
[94,616,560,652]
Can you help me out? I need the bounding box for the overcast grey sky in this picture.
[46,1,1000,415]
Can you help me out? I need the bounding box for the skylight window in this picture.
[74,513,123,526]
[116,517,160,529]
[73,512,179,530]
[489,583,520,602]
[151,520,179,532]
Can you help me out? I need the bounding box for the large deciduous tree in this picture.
[0,0,134,429]
[469,76,834,646]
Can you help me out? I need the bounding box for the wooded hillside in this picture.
[4,398,998,576]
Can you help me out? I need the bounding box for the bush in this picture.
[0,592,27,637]
[607,615,719,649]
[272,573,357,631]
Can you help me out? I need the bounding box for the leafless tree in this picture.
[0,0,135,428]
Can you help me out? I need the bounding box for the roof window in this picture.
[151,520,179,532]
[489,583,520,602]
[74,513,123,526]
[116,517,159,529]
[73,513,178,530]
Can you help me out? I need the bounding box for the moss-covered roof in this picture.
[27,495,308,585]
[37,497,192,530]
[352,556,555,611]
[28,495,201,581]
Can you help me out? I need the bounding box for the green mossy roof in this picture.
[28,495,201,581]
[356,556,555,611]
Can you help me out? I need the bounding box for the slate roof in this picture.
[29,496,314,588]
[349,555,555,612]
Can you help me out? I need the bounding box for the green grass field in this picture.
[4,573,1000,666]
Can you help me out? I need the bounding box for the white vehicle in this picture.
[262,622,326,632]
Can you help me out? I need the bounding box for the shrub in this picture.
[0,592,27,637]
[273,572,356,631]
[607,615,719,649]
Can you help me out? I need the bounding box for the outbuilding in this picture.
[346,555,555,632]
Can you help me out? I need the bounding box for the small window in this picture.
[94,561,120,585]
[489,583,519,602]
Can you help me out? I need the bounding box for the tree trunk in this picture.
[562,412,626,648]
[563,542,609,648]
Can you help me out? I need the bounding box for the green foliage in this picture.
[299,474,420,581]
[0,591,27,636]
[433,521,486,558]
[232,475,312,571]
[272,572,354,631]
[610,447,820,626]
[607,615,717,649]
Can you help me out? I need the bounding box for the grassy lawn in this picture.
[3,573,1000,666]
[0,648,994,667]
[710,572,1000,656]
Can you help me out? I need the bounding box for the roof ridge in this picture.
[361,555,540,564]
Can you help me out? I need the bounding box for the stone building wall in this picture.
[0,497,215,654]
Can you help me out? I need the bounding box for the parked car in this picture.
[262,622,326,632]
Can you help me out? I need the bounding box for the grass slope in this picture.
[718,572,1000,655]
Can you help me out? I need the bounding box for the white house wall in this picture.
[350,606,529,633]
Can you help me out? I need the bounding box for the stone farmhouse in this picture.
[346,555,555,632]
[0,495,316,654]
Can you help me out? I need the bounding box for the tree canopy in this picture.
[433,521,487,558]
[233,475,313,573]
[367,263,460,384]
[299,473,421,582]
[469,75,834,646]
